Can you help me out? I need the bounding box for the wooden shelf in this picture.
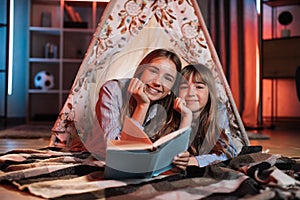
[27,0,107,122]
[63,58,82,63]
[63,28,94,33]
[29,58,61,63]
[29,26,61,34]
[263,37,300,78]
[28,89,60,94]
[263,0,300,7]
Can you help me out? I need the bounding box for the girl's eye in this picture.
[196,84,205,89]
[164,76,174,82]
[180,84,188,89]
[148,66,158,74]
[150,69,157,73]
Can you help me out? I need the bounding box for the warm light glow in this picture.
[256,0,261,14]
[256,44,260,108]
[8,0,14,95]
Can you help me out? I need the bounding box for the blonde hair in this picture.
[180,64,230,157]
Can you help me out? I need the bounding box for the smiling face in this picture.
[178,72,209,114]
[139,57,177,102]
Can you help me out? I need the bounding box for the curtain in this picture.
[206,0,260,128]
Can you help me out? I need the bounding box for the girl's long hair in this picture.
[121,49,182,141]
[179,64,230,157]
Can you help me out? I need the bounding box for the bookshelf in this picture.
[28,0,108,122]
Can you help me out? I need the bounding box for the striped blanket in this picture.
[0,147,299,199]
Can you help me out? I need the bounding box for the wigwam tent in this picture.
[50,0,250,159]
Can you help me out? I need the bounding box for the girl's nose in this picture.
[152,75,163,86]
[187,85,196,96]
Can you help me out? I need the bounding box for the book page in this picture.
[121,116,153,145]
[109,116,190,151]
[107,140,153,150]
[152,126,190,148]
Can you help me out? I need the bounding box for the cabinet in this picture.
[0,1,8,123]
[262,0,300,78]
[28,0,108,122]
[261,0,300,124]
[263,36,300,78]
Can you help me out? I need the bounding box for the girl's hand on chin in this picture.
[174,97,190,116]
[128,78,150,105]
[174,97,192,127]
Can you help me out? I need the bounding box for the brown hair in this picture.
[121,49,182,140]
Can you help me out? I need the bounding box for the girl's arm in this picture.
[190,153,228,167]
[96,80,124,141]
[171,98,193,171]
[173,97,193,128]
[188,132,238,167]
[127,78,150,125]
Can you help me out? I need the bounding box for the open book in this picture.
[104,116,191,179]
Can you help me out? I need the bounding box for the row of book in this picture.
[64,4,83,22]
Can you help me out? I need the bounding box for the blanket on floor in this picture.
[0,147,300,199]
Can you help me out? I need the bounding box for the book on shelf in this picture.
[64,4,82,23]
[64,4,77,22]
[104,116,191,179]
[64,4,87,28]
[74,12,83,22]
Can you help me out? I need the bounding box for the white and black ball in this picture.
[34,70,55,90]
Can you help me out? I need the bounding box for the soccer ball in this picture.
[34,70,55,90]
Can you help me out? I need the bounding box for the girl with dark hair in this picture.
[96,49,192,171]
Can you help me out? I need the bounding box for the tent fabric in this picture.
[50,0,249,157]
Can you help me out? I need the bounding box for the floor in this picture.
[0,118,51,154]
[248,125,300,158]
[0,118,299,199]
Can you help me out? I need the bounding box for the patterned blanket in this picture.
[1,147,300,199]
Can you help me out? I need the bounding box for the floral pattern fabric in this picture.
[51,0,249,150]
